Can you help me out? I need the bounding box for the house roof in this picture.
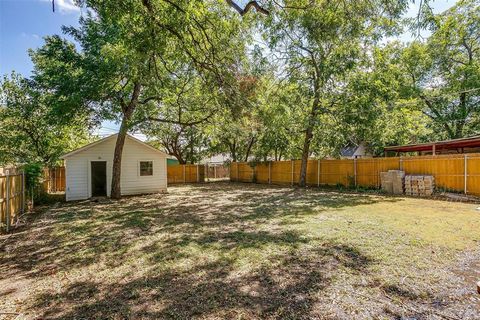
[61,133,168,159]
[340,145,358,157]
[384,135,480,153]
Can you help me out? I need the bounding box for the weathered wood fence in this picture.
[0,170,25,232]
[230,154,480,196]
[205,163,229,180]
[167,164,205,184]
[43,167,66,193]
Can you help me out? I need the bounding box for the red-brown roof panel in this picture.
[384,135,480,153]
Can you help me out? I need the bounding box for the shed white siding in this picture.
[64,135,167,201]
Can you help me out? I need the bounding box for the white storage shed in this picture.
[62,134,167,201]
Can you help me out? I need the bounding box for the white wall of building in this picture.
[64,135,167,201]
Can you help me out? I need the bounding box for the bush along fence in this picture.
[230,153,480,196]
[0,170,25,232]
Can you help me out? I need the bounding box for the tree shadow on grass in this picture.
[30,240,374,319]
[1,183,393,277]
[2,182,391,317]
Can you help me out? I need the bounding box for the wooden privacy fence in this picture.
[205,163,229,180]
[43,167,66,193]
[167,164,205,184]
[230,153,480,196]
[0,171,25,232]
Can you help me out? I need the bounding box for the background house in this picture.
[340,142,372,159]
[62,134,167,201]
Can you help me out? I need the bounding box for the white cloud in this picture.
[40,0,80,13]
[20,32,42,40]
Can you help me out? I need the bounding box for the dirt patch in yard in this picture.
[1,182,479,319]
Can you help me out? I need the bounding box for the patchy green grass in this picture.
[1,182,479,319]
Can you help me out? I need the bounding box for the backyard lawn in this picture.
[1,182,480,319]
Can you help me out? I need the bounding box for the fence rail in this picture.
[230,154,480,196]
[0,171,25,232]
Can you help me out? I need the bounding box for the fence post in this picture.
[399,156,403,171]
[464,154,468,195]
[214,165,217,179]
[317,159,320,187]
[5,170,10,232]
[268,161,272,184]
[21,171,25,215]
[291,160,294,186]
[354,158,357,187]
[53,168,57,193]
[183,165,186,183]
[197,164,200,182]
[236,162,239,182]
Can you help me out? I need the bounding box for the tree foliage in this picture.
[400,0,480,139]
[2,0,478,193]
[0,73,91,166]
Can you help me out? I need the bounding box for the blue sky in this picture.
[0,0,458,137]
[0,0,81,76]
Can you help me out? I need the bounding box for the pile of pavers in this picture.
[380,170,405,195]
[380,170,435,196]
[405,175,435,196]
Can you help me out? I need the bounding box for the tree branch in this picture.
[225,0,269,16]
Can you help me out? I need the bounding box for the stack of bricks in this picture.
[380,170,405,195]
[404,175,435,196]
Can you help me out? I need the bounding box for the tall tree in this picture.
[32,0,250,198]
[263,0,410,186]
[401,0,480,139]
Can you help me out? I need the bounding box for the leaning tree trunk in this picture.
[110,118,129,199]
[244,136,256,162]
[299,91,321,187]
[110,83,141,199]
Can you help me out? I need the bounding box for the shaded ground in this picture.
[1,182,480,319]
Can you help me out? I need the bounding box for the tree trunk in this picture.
[299,127,313,187]
[110,118,129,199]
[299,92,321,187]
[230,141,237,162]
[454,92,467,138]
[176,154,186,164]
[244,136,256,162]
[110,83,141,199]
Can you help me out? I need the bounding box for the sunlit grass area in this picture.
[1,182,479,319]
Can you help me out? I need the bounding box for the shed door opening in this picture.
[91,161,107,197]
